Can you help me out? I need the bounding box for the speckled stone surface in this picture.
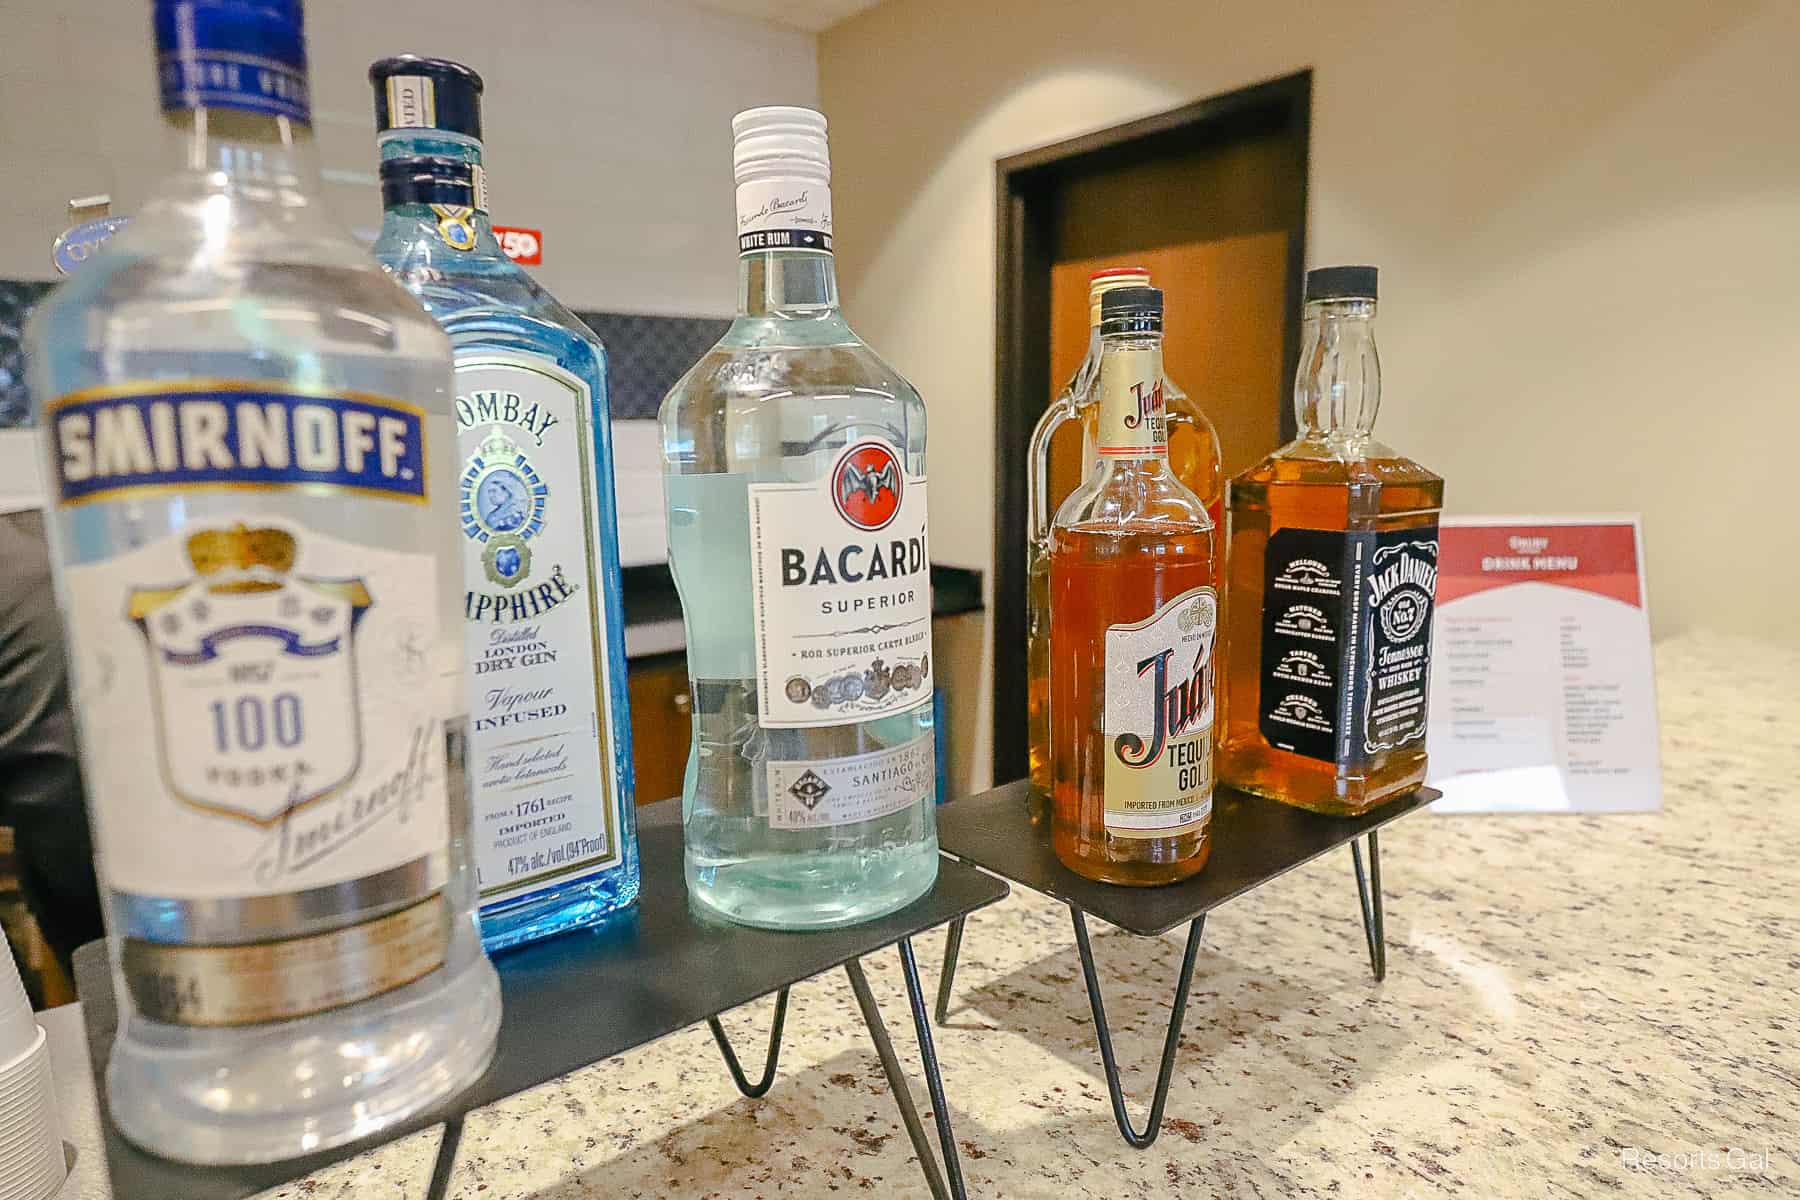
[215,630,1786,1197]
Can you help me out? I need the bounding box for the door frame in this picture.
[989,69,1312,786]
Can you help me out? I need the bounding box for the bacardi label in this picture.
[1258,525,1439,764]
[747,438,932,730]
[1102,585,1217,838]
[766,734,935,830]
[454,353,626,908]
[736,179,833,255]
[47,384,453,1023]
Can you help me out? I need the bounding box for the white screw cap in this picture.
[732,106,830,185]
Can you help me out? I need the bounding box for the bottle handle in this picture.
[1027,397,1076,543]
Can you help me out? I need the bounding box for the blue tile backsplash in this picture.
[0,280,54,428]
[0,276,726,428]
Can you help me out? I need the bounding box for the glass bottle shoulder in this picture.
[29,175,449,399]
[1054,465,1214,534]
[660,313,926,473]
[1237,434,1440,486]
[376,228,606,391]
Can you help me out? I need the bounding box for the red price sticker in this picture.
[492,225,542,265]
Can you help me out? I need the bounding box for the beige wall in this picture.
[0,0,816,315]
[821,0,1800,790]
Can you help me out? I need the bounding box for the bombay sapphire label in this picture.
[747,438,932,730]
[736,179,833,255]
[1258,526,1438,764]
[1102,586,1217,839]
[453,353,626,908]
[61,516,452,905]
[47,384,427,507]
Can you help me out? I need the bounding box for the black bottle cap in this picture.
[1305,265,1378,302]
[380,155,477,209]
[1100,285,1163,331]
[370,55,484,140]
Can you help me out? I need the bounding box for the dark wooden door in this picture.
[993,72,1311,785]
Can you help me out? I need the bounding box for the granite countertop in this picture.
[53,630,1798,1198]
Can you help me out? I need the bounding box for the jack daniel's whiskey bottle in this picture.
[369,56,639,950]
[1050,287,1217,885]
[1220,267,1443,815]
[25,1,497,1164]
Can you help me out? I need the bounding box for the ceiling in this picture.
[694,0,888,33]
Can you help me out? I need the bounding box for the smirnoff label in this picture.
[453,353,626,908]
[1095,345,1167,459]
[47,383,456,1023]
[1258,526,1439,764]
[1102,585,1217,839]
[746,438,933,730]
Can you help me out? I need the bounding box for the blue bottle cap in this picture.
[153,0,310,124]
[369,56,484,141]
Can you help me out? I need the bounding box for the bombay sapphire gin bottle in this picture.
[23,2,498,1164]
[661,107,938,930]
[369,57,639,950]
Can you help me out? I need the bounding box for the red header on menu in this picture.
[1436,521,1643,608]
[493,226,542,265]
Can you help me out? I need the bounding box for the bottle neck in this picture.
[734,170,839,318]
[1093,333,1170,472]
[375,134,503,260]
[1294,299,1380,439]
[739,251,841,318]
[165,107,320,191]
[378,129,484,167]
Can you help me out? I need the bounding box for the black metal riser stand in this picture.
[932,831,1384,1149]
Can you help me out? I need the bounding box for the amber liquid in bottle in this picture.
[1050,291,1218,885]
[1220,283,1443,815]
[1027,270,1223,802]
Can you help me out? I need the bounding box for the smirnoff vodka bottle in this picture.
[660,107,938,929]
[369,56,640,950]
[24,0,498,1163]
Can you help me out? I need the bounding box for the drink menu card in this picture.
[1426,516,1660,813]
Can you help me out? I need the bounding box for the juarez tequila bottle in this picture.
[661,107,938,930]
[24,1,498,1163]
[1026,267,1222,798]
[369,56,639,949]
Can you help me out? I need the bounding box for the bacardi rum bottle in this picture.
[369,56,640,950]
[1219,266,1443,815]
[24,1,498,1163]
[1026,268,1221,798]
[661,107,937,929]
[1050,287,1217,885]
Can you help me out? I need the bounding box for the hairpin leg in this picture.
[1071,907,1205,1149]
[707,987,790,1099]
[424,1114,464,1200]
[846,938,967,1200]
[935,915,966,1024]
[1350,831,1386,981]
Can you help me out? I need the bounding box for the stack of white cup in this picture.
[0,950,64,1200]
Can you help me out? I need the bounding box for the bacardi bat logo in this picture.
[831,440,904,531]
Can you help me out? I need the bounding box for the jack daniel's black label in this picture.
[1257,526,1438,764]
